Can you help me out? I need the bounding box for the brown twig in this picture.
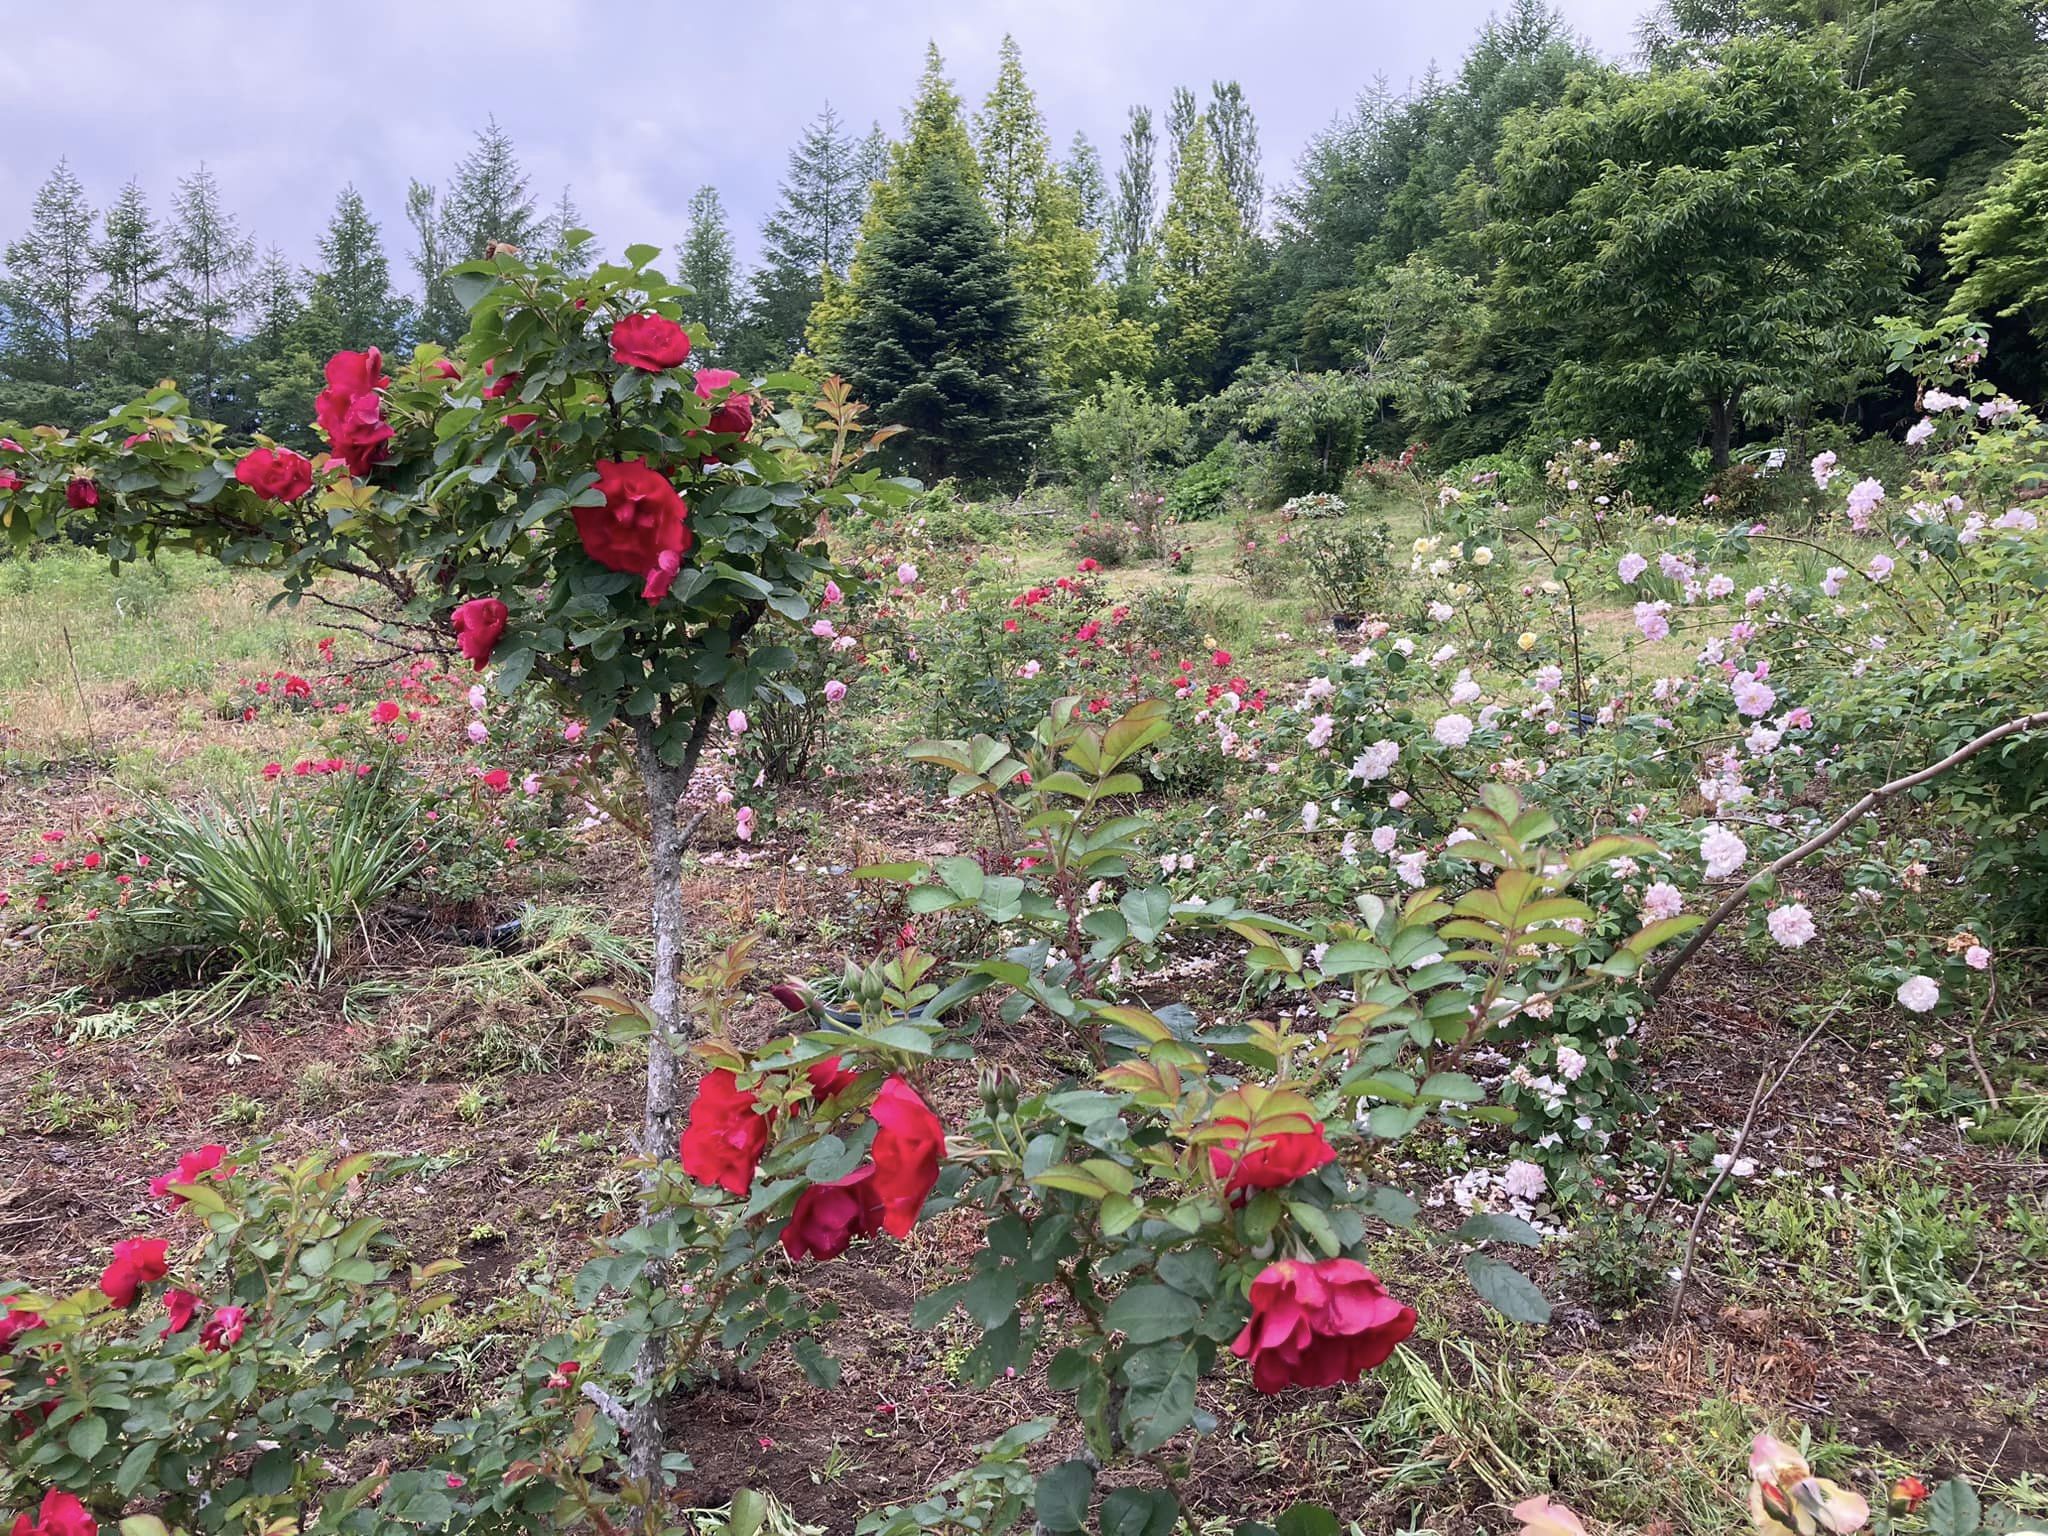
[60,627,98,760]
[1648,710,2048,1000]
[1667,1011,1836,1324]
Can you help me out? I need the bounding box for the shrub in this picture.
[1294,519,1394,616]
[1165,438,1240,522]
[1068,511,1132,568]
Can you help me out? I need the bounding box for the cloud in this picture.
[0,0,1644,286]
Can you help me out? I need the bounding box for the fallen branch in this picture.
[1667,1009,1837,1324]
[1648,710,2048,1001]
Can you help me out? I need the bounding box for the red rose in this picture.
[693,369,754,437]
[99,1237,170,1308]
[575,459,692,603]
[12,1489,95,1536]
[805,1056,860,1102]
[1207,1116,1336,1194]
[159,1288,200,1339]
[780,1166,885,1261]
[1230,1258,1415,1393]
[768,983,810,1014]
[612,313,693,372]
[234,447,314,502]
[481,769,511,793]
[0,1308,44,1353]
[149,1145,230,1208]
[65,479,98,510]
[679,1069,768,1196]
[315,348,393,477]
[199,1305,246,1352]
[450,597,508,670]
[429,358,462,381]
[481,359,520,399]
[869,1077,943,1237]
[0,472,23,493]
[503,412,539,434]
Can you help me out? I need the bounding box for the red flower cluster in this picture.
[99,1237,170,1308]
[1230,1258,1415,1392]
[679,1063,943,1259]
[450,597,509,670]
[575,459,692,602]
[693,369,754,437]
[0,1308,45,1353]
[234,447,315,503]
[316,349,393,478]
[1207,1117,1336,1194]
[611,313,693,372]
[9,1489,94,1536]
[149,1145,230,1208]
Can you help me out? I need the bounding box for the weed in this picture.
[294,1060,346,1109]
[1847,1169,1986,1337]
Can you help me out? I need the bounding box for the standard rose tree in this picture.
[0,239,911,1486]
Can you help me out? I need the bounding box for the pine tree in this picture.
[406,180,464,344]
[91,179,170,387]
[976,35,1051,245]
[837,153,1050,484]
[2,159,97,386]
[444,118,538,260]
[166,163,254,410]
[739,102,877,367]
[1062,132,1110,240]
[680,186,739,357]
[1113,106,1160,281]
[1206,81,1264,237]
[311,185,407,354]
[244,246,304,362]
[1158,118,1243,393]
[543,185,592,275]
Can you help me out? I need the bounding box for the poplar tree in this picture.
[1164,87,1202,189]
[1112,106,1160,281]
[166,163,254,410]
[1206,81,1264,237]
[2,160,96,386]
[1061,131,1110,241]
[1158,118,1243,393]
[680,185,739,357]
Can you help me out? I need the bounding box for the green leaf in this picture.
[1104,1284,1200,1344]
[792,1336,842,1389]
[1100,1488,1179,1536]
[1119,888,1172,945]
[869,1024,935,1055]
[1034,1460,1095,1532]
[1418,1072,1484,1104]
[1453,1212,1544,1248]
[66,1414,108,1459]
[1464,1252,1551,1324]
[1275,1506,1341,1536]
[114,1440,159,1499]
[1923,1478,1981,1536]
[250,1445,295,1496]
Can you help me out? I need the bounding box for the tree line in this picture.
[5,0,2046,490]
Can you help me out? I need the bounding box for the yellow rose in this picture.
[1518,631,1538,652]
[1473,546,1495,567]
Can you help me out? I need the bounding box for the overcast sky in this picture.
[1,0,1644,288]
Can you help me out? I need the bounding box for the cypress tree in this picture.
[406,180,464,345]
[838,153,1050,484]
[739,103,874,367]
[445,118,538,260]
